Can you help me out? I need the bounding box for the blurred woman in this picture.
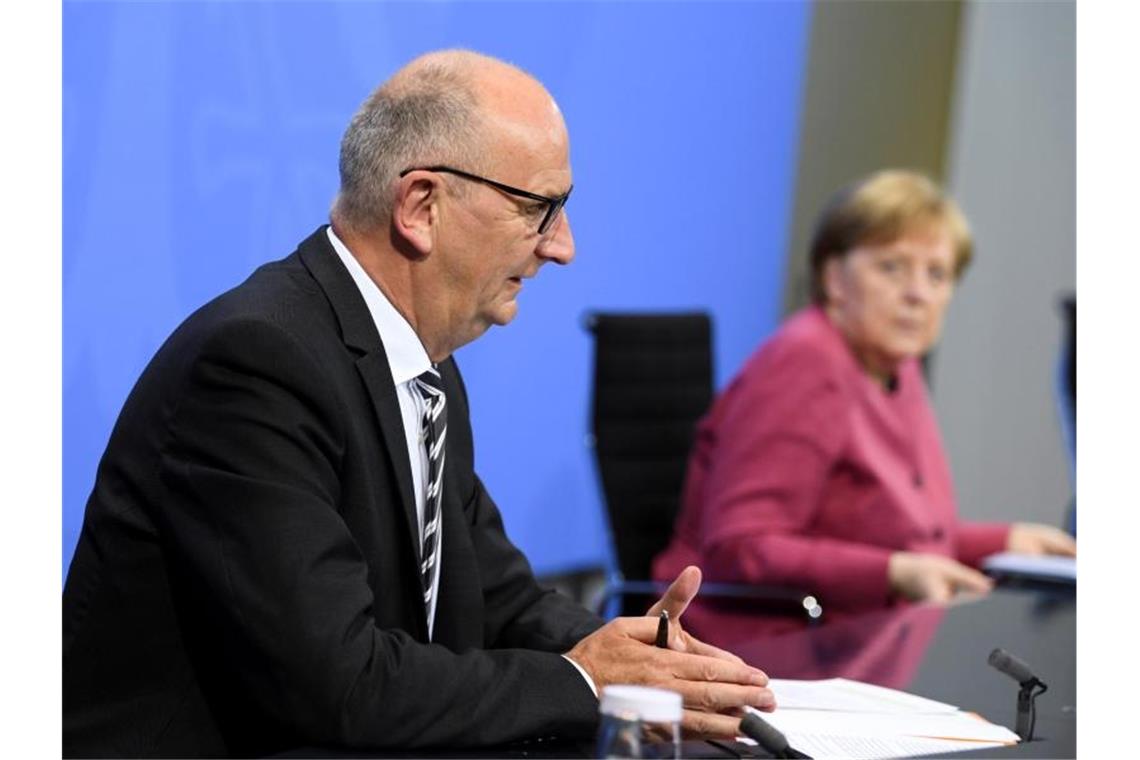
[653,170,1074,613]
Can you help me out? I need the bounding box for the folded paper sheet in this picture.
[738,678,1018,759]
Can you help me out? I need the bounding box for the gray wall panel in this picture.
[782,0,962,312]
[934,1,1076,525]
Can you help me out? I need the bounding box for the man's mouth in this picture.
[509,268,542,288]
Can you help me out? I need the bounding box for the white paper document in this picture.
[760,706,1019,744]
[741,678,1019,759]
[982,552,1076,583]
[742,732,1009,760]
[769,678,960,714]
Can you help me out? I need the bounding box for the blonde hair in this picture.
[808,170,973,304]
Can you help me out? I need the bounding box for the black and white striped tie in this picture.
[411,366,446,617]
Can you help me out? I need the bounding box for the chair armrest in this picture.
[598,579,823,621]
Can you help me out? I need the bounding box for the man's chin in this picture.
[490,300,519,326]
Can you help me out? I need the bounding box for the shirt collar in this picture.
[326,226,431,386]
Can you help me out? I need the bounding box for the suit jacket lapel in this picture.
[427,463,473,649]
[297,227,424,581]
[354,352,421,565]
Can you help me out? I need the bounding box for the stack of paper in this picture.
[766,678,962,715]
[739,678,1019,759]
[981,552,1076,584]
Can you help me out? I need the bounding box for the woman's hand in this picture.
[1006,523,1076,557]
[888,551,994,603]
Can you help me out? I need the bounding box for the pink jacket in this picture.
[653,307,1008,613]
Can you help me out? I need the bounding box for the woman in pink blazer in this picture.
[654,170,1074,616]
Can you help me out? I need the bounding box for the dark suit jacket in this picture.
[63,227,603,758]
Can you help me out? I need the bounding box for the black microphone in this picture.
[988,648,1042,687]
[987,648,1048,741]
[739,712,812,759]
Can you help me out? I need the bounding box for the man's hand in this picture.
[1007,523,1076,557]
[888,551,994,603]
[646,565,751,666]
[565,566,775,738]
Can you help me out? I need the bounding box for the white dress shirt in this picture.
[326,227,597,695]
[327,227,442,638]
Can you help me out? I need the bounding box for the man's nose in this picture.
[536,211,574,265]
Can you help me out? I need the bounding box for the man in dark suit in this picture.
[63,50,775,757]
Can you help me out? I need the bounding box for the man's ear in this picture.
[391,174,439,257]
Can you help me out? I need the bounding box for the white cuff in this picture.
[561,654,599,698]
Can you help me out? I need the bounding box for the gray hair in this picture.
[333,62,485,231]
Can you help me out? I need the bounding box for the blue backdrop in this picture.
[63,1,810,578]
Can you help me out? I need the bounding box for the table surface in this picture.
[279,583,1075,759]
[700,584,1076,758]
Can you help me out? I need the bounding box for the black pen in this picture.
[655,609,669,648]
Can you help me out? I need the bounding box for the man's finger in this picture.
[681,633,749,667]
[671,681,775,714]
[666,649,769,687]
[647,565,702,619]
[618,615,672,645]
[680,708,750,740]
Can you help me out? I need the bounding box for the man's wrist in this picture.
[561,653,598,698]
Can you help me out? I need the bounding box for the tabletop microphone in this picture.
[988,648,1044,688]
[987,648,1048,741]
[739,711,812,759]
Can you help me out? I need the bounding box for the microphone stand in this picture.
[1015,678,1048,742]
[737,712,812,759]
[988,647,1049,742]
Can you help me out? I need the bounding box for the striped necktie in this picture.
[411,366,446,618]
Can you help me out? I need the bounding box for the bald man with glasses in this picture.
[63,50,775,758]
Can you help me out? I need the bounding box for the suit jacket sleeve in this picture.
[155,318,598,749]
[466,475,604,650]
[441,359,604,653]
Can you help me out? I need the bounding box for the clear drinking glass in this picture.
[596,685,682,759]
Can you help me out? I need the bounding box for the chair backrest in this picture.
[584,312,714,584]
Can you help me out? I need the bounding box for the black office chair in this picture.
[584,311,822,620]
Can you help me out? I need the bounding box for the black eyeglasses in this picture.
[399,165,573,235]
